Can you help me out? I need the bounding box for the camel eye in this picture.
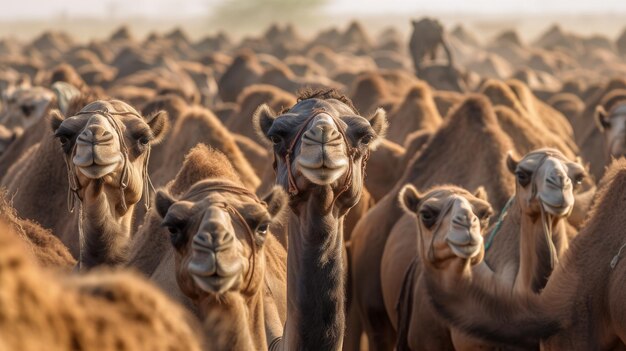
[21,104,34,116]
[269,135,282,145]
[360,134,373,145]
[256,223,269,236]
[516,170,531,187]
[419,208,439,228]
[573,174,584,186]
[58,136,69,145]
[139,136,150,146]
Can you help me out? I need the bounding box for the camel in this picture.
[422,158,626,350]
[0,220,202,351]
[0,124,18,155]
[579,85,626,180]
[0,86,55,130]
[591,89,626,172]
[253,88,388,350]
[484,148,585,294]
[386,81,442,145]
[226,84,296,142]
[409,18,453,76]
[350,96,515,351]
[382,184,493,350]
[155,167,289,350]
[47,100,168,269]
[150,105,260,191]
[218,51,265,103]
[0,191,75,269]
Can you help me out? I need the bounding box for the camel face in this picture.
[52,100,167,205]
[254,92,387,205]
[157,181,287,297]
[596,102,626,159]
[507,149,585,217]
[400,185,492,266]
[0,87,54,130]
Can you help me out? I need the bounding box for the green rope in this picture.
[484,196,515,251]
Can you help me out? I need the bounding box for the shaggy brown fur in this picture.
[152,106,260,190]
[0,192,75,269]
[386,82,442,145]
[424,158,626,349]
[0,220,202,351]
[350,95,515,351]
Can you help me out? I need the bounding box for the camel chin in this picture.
[191,273,240,295]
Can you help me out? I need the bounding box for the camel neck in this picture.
[284,206,345,351]
[198,292,265,350]
[513,199,569,294]
[79,184,133,269]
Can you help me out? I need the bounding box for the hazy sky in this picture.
[1,0,626,20]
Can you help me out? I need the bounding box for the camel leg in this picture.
[440,37,454,68]
[343,301,364,351]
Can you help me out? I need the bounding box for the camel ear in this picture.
[367,108,389,149]
[506,151,519,174]
[155,190,175,219]
[399,184,421,215]
[49,109,65,132]
[595,105,610,132]
[473,186,489,203]
[262,186,288,219]
[146,110,170,144]
[252,104,277,144]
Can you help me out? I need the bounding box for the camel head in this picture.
[156,181,288,298]
[595,97,626,160]
[254,89,387,213]
[399,185,493,268]
[51,100,168,213]
[506,148,585,218]
[0,86,55,130]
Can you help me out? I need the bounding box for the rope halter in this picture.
[277,108,369,208]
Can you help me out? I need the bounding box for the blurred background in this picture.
[1,0,626,41]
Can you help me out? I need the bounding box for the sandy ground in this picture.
[0,13,623,43]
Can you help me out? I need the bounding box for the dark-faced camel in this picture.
[254,88,388,350]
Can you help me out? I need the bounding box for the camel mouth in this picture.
[540,198,573,217]
[191,273,240,295]
[187,246,243,294]
[298,164,349,185]
[447,232,482,259]
[76,163,120,179]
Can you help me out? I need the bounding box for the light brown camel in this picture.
[591,89,626,175]
[422,158,626,350]
[150,105,260,191]
[155,174,288,350]
[484,148,585,294]
[0,220,202,351]
[0,86,55,130]
[409,18,453,76]
[386,81,442,145]
[350,96,515,351]
[218,51,265,103]
[382,184,493,350]
[0,191,75,269]
[49,100,168,269]
[254,88,388,350]
[126,144,288,332]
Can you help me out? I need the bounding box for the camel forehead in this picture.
[80,99,139,116]
[518,149,568,167]
[288,98,356,117]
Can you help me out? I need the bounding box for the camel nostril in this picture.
[547,173,566,189]
[303,121,341,144]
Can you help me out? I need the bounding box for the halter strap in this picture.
[278,108,369,208]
